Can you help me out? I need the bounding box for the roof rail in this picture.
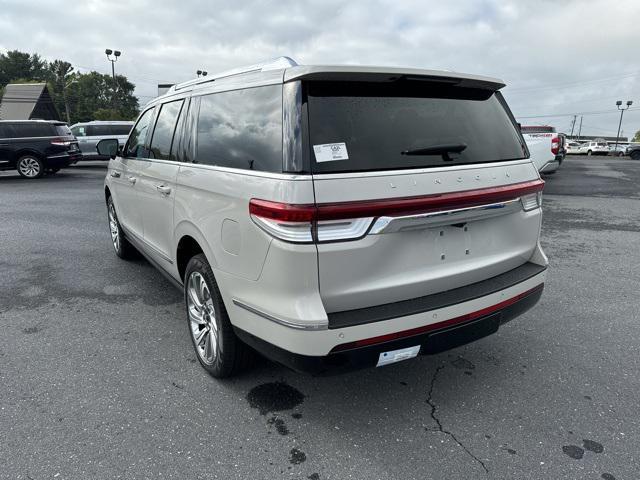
[170,56,298,93]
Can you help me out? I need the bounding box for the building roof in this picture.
[0,83,60,121]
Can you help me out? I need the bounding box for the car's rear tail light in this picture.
[250,179,545,244]
[551,136,559,155]
[249,200,316,243]
[50,137,72,146]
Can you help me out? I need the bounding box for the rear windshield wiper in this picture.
[401,143,467,157]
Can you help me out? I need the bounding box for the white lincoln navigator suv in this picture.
[99,57,547,378]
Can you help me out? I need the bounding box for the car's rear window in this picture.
[307,81,527,173]
[54,125,72,136]
[109,125,132,135]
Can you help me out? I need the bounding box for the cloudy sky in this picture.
[1,0,639,138]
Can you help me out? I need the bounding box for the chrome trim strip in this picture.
[311,159,532,180]
[232,299,328,331]
[121,225,174,264]
[369,199,522,234]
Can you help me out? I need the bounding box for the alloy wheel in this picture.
[187,271,219,365]
[108,201,120,252]
[18,157,41,178]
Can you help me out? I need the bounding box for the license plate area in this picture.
[376,345,420,367]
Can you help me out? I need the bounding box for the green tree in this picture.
[0,50,48,86]
[48,60,74,122]
[65,71,139,122]
[633,130,640,142]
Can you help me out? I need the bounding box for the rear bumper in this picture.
[235,283,544,375]
[540,160,560,173]
[46,152,82,168]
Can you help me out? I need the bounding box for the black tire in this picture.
[184,253,253,378]
[587,150,592,156]
[631,151,640,160]
[106,196,138,259]
[17,155,44,179]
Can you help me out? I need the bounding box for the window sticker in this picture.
[313,142,349,162]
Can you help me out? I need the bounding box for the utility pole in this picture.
[577,116,583,140]
[615,100,633,152]
[570,115,577,138]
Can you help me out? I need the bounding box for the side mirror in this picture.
[96,138,120,159]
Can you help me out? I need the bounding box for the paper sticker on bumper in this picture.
[376,345,420,367]
[313,143,349,162]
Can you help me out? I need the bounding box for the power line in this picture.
[506,70,640,94]
[516,107,640,119]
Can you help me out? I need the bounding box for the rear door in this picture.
[305,80,543,313]
[136,99,185,267]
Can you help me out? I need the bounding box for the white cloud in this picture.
[1,0,638,136]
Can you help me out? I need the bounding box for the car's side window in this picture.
[148,100,184,161]
[0,124,14,139]
[124,108,155,158]
[71,126,86,137]
[12,123,53,138]
[194,85,282,172]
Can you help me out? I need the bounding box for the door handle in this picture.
[127,176,137,185]
[156,184,171,195]
[110,171,121,178]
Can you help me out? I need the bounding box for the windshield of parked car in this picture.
[307,80,527,173]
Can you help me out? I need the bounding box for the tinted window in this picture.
[54,125,72,136]
[12,123,53,138]
[149,100,184,160]
[0,124,14,138]
[109,125,132,136]
[125,108,155,158]
[87,124,113,136]
[71,126,86,137]
[195,85,282,172]
[307,82,526,173]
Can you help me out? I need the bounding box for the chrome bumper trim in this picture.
[369,199,522,234]
[232,299,328,331]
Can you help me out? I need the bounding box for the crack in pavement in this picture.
[426,364,489,474]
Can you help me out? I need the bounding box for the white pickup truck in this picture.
[520,125,564,174]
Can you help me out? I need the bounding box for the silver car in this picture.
[98,57,547,378]
[70,121,133,161]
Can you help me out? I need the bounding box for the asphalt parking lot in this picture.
[1,157,639,480]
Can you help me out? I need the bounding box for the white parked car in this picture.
[576,141,610,156]
[519,126,563,174]
[566,142,582,154]
[98,58,547,378]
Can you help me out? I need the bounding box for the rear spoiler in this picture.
[283,65,505,91]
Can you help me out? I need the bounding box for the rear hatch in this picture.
[52,124,81,153]
[305,78,543,313]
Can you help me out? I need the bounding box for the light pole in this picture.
[615,100,633,152]
[105,49,121,82]
[196,70,208,78]
[105,49,121,111]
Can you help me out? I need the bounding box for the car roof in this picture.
[71,121,134,126]
[155,57,506,106]
[0,119,66,125]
